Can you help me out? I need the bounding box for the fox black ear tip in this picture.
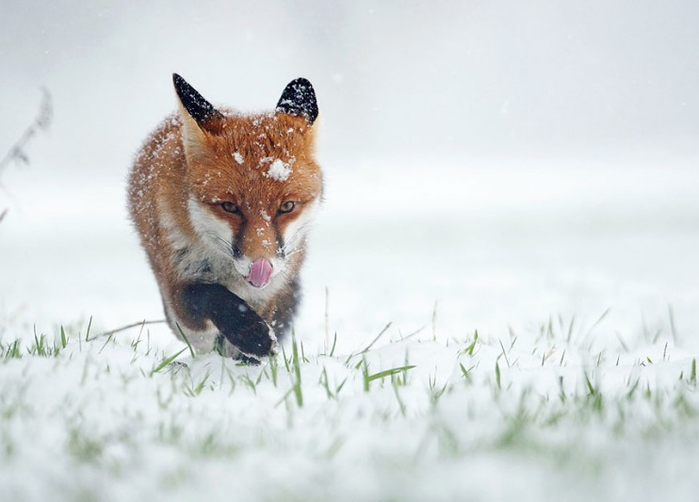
[293,77,313,88]
[172,73,192,99]
[276,77,319,124]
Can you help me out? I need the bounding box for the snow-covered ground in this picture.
[2,1,699,499]
[1,152,698,501]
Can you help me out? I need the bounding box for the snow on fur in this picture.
[264,158,292,181]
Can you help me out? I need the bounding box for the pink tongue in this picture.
[247,258,273,288]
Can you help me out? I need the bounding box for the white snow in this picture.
[1,154,699,501]
[264,159,292,181]
[232,151,244,164]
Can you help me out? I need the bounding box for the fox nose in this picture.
[247,258,273,288]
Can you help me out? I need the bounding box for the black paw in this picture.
[181,282,279,359]
[223,321,278,359]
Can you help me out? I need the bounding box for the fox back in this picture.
[128,74,322,359]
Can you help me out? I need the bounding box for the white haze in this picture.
[1,0,698,171]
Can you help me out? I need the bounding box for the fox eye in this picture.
[279,201,296,214]
[221,201,240,214]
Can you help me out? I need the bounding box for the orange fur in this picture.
[128,84,323,354]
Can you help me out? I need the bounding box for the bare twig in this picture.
[0,88,52,177]
[360,321,393,354]
[400,324,427,341]
[94,319,167,339]
[0,88,53,222]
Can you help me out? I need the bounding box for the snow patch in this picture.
[233,151,244,164]
[264,159,292,182]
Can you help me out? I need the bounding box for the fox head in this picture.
[173,74,322,290]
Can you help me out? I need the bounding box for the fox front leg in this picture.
[180,283,278,359]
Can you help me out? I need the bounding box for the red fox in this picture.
[128,74,322,360]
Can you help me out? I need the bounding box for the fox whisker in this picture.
[281,222,314,253]
[208,233,235,258]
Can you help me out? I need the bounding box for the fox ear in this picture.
[173,73,224,135]
[276,78,318,125]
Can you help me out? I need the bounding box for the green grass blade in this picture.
[367,365,416,383]
[175,323,196,358]
[152,348,187,374]
[495,361,501,390]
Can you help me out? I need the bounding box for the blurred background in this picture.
[1,0,697,350]
[2,0,699,162]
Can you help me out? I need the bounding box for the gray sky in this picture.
[1,0,698,171]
